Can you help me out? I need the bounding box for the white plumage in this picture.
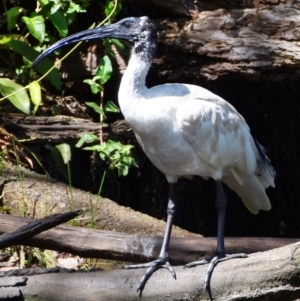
[118,41,274,214]
[33,15,275,300]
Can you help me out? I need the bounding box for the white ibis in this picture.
[33,16,276,300]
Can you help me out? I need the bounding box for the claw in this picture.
[125,257,177,297]
[185,253,247,301]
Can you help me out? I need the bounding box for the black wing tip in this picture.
[254,138,276,179]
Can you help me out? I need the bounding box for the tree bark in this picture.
[1,213,297,264]
[123,0,290,16]
[0,115,133,144]
[1,241,300,301]
[41,2,300,88]
[152,4,300,82]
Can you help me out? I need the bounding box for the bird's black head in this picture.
[32,16,157,67]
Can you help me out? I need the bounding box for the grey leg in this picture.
[125,183,177,296]
[185,180,247,300]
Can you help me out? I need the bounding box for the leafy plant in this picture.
[0,78,30,114]
[46,143,72,181]
[84,55,113,94]
[0,0,89,114]
[79,0,137,178]
[76,135,137,177]
[45,143,78,225]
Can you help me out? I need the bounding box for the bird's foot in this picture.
[184,253,247,301]
[125,257,176,297]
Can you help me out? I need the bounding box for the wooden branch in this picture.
[1,241,300,300]
[0,210,82,249]
[0,213,297,264]
[0,115,134,144]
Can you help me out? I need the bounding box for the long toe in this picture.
[125,258,176,297]
[185,253,247,301]
[205,253,247,301]
[184,258,210,269]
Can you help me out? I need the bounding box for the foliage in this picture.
[0,0,136,271]
[45,143,71,181]
[2,246,60,269]
[79,0,137,178]
[0,78,30,114]
[83,55,113,94]
[0,0,89,113]
[1,0,136,198]
[76,134,138,177]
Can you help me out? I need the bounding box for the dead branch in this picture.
[0,210,82,249]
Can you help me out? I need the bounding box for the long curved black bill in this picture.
[32,20,135,67]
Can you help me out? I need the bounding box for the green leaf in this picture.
[67,2,87,14]
[83,79,102,94]
[86,102,104,115]
[43,249,57,268]
[5,39,61,90]
[45,145,68,180]
[98,151,106,161]
[104,100,119,113]
[83,145,102,152]
[37,0,68,37]
[50,3,61,15]
[91,83,102,94]
[96,55,112,85]
[83,144,106,152]
[29,81,42,114]
[0,78,30,114]
[56,143,72,164]
[104,139,120,153]
[7,7,22,31]
[0,35,11,44]
[104,0,122,22]
[22,16,45,43]
[49,9,68,37]
[83,79,94,85]
[76,133,99,148]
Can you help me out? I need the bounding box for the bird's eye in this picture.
[124,21,131,28]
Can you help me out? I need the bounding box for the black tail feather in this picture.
[253,138,276,182]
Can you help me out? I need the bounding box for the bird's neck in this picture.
[118,50,152,116]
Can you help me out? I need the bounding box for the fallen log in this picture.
[1,241,300,301]
[0,213,298,264]
[0,162,198,239]
[0,115,133,144]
